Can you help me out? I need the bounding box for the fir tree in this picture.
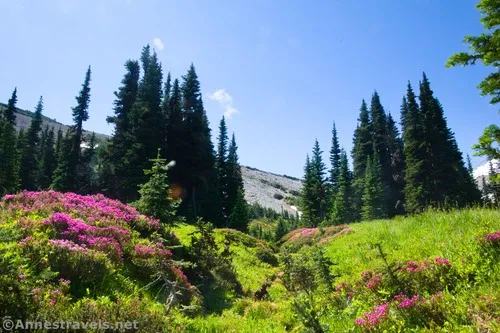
[329,149,353,225]
[351,100,373,220]
[52,67,92,192]
[78,132,98,193]
[329,121,341,195]
[55,127,63,158]
[419,73,480,207]
[226,133,244,222]
[300,155,315,226]
[0,89,20,195]
[105,59,140,197]
[180,63,222,224]
[39,127,56,189]
[227,188,249,232]
[361,154,386,221]
[369,91,391,212]
[216,116,229,218]
[3,87,17,125]
[386,113,405,215]
[20,97,44,190]
[402,84,428,213]
[301,140,327,226]
[122,48,164,201]
[133,149,180,224]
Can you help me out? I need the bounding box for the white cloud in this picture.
[208,89,239,118]
[153,37,164,51]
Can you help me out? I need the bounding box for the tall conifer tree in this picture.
[20,97,44,190]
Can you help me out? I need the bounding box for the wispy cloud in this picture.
[208,89,239,119]
[153,37,164,51]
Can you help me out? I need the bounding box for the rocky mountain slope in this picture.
[0,102,109,141]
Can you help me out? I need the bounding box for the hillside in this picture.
[2,191,499,332]
[0,102,110,142]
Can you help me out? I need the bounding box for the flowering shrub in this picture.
[0,191,197,322]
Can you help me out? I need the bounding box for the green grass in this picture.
[320,208,500,282]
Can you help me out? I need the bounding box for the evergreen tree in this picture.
[226,133,244,222]
[20,97,44,190]
[386,113,405,215]
[301,140,327,226]
[105,59,140,197]
[329,121,341,195]
[78,132,98,193]
[227,188,249,232]
[402,84,428,213]
[122,47,164,201]
[351,100,373,220]
[369,91,391,212]
[419,73,479,207]
[133,149,180,224]
[55,127,63,158]
[160,71,172,153]
[0,89,20,195]
[39,127,56,189]
[275,218,289,241]
[488,161,500,204]
[180,63,222,224]
[300,155,315,226]
[52,67,92,192]
[361,154,386,221]
[3,87,17,125]
[216,116,229,218]
[329,149,353,225]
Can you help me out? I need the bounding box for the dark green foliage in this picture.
[402,84,428,213]
[227,188,249,232]
[329,150,354,225]
[20,97,43,190]
[361,154,387,221]
[77,132,98,194]
[39,127,56,189]
[419,73,480,207]
[302,140,328,226]
[275,218,289,241]
[329,122,341,195]
[105,60,140,198]
[122,48,164,202]
[386,113,405,215]
[185,220,242,311]
[0,89,20,195]
[225,133,244,224]
[133,149,180,224]
[216,116,229,219]
[52,67,92,192]
[351,100,373,219]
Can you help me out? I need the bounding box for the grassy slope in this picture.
[175,208,500,332]
[321,209,500,282]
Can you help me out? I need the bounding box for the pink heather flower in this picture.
[366,276,382,289]
[435,257,451,266]
[18,274,26,279]
[58,278,71,285]
[49,299,56,306]
[32,288,41,293]
[480,231,500,243]
[393,293,405,300]
[398,295,420,309]
[354,302,390,329]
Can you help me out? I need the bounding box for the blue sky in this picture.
[1,0,498,178]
